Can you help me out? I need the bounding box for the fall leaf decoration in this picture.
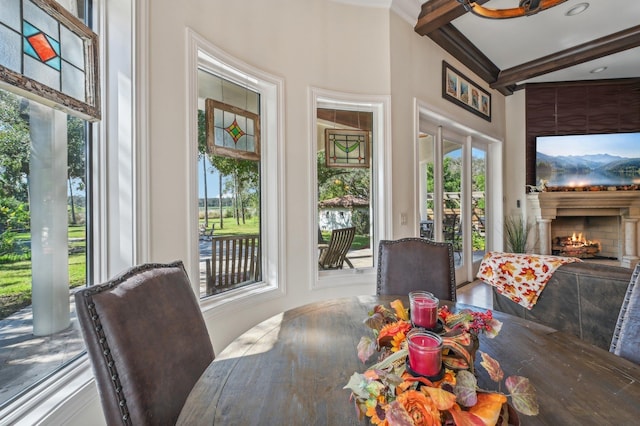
[345,299,539,425]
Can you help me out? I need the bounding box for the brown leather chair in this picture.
[75,261,214,425]
[376,238,456,301]
[610,263,640,365]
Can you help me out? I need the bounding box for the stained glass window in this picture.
[0,0,99,121]
[325,129,370,168]
[205,98,260,161]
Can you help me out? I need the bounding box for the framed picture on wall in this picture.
[442,61,491,122]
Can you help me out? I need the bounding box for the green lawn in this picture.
[0,226,86,319]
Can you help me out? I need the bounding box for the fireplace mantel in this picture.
[528,191,640,268]
[534,191,640,219]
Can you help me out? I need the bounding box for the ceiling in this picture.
[409,0,640,95]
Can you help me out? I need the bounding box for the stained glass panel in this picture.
[24,0,59,40]
[325,129,370,168]
[62,60,84,101]
[60,24,83,69]
[0,0,100,121]
[24,54,60,90]
[0,24,21,72]
[0,0,21,31]
[206,99,260,161]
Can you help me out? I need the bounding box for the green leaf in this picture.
[343,372,370,399]
[454,370,478,407]
[505,376,539,416]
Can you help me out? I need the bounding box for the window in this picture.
[311,88,391,286]
[188,30,283,302]
[197,71,262,296]
[0,0,97,408]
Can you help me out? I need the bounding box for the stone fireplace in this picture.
[527,192,640,268]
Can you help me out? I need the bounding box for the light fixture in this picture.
[457,0,569,19]
[590,66,607,74]
[565,2,590,16]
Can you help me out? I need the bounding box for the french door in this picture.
[417,122,496,285]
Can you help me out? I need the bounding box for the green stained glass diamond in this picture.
[225,119,246,144]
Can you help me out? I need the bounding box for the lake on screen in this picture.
[542,170,640,187]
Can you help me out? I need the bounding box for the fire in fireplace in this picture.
[552,232,601,258]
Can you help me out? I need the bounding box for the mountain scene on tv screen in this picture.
[537,152,640,187]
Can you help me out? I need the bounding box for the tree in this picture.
[0,91,30,202]
[67,116,86,224]
[316,151,370,201]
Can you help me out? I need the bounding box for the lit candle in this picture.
[407,330,442,377]
[409,291,439,329]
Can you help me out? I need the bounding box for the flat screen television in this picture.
[536,132,640,189]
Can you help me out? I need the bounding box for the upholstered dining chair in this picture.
[376,238,456,302]
[610,263,640,365]
[75,261,214,425]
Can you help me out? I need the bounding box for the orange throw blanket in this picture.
[477,251,582,310]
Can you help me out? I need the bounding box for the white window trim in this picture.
[309,87,392,290]
[185,29,286,312]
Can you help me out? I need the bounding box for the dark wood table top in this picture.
[177,295,640,425]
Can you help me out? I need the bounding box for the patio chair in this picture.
[376,237,456,302]
[318,227,356,270]
[205,234,260,295]
[75,261,214,425]
[610,263,640,365]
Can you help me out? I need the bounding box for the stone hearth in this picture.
[527,191,640,268]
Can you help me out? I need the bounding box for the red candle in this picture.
[407,330,442,377]
[409,291,439,329]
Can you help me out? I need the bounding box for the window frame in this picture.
[309,87,392,289]
[186,29,285,310]
[0,0,100,121]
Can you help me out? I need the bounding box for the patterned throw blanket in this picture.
[477,251,582,310]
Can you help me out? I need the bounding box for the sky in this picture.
[537,132,640,157]
[198,156,222,198]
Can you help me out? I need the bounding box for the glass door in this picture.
[471,146,487,271]
[442,139,464,271]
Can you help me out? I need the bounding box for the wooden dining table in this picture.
[177,295,640,425]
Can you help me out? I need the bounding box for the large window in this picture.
[189,30,283,302]
[311,89,391,286]
[0,0,96,408]
[197,70,262,297]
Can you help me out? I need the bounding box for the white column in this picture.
[538,219,552,255]
[29,103,70,336]
[622,217,639,269]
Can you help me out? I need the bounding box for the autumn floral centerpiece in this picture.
[344,300,539,425]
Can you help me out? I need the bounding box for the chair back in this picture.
[610,263,640,365]
[376,238,456,301]
[205,234,260,295]
[75,261,214,425]
[318,227,356,269]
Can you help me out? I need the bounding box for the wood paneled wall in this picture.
[525,79,640,186]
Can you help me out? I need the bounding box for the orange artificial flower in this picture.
[366,403,389,426]
[391,331,407,352]
[377,320,411,347]
[396,390,442,426]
